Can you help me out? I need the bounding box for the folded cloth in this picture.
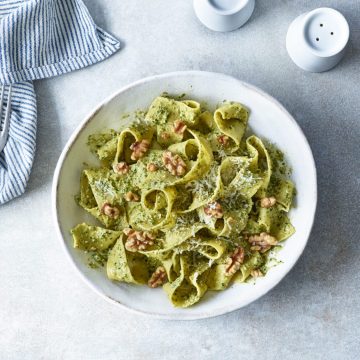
[0,0,120,204]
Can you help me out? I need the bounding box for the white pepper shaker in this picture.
[194,0,255,32]
[286,7,350,72]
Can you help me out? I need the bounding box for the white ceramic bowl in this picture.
[52,71,317,320]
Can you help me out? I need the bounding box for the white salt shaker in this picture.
[194,0,255,32]
[286,7,350,72]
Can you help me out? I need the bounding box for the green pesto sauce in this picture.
[88,249,109,269]
[72,94,296,308]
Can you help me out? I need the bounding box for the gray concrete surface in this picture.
[0,0,359,359]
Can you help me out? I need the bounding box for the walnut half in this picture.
[113,161,129,175]
[225,246,245,276]
[130,139,150,161]
[148,266,167,288]
[260,196,277,208]
[101,203,120,219]
[248,232,278,253]
[123,228,155,252]
[204,201,223,219]
[162,150,187,176]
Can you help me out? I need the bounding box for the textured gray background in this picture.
[1,0,359,359]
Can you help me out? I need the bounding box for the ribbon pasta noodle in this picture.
[71,96,296,308]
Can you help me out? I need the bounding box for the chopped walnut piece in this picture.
[130,139,150,161]
[260,196,277,208]
[251,269,264,278]
[124,191,140,202]
[225,247,245,276]
[162,150,187,176]
[147,163,158,172]
[160,132,170,140]
[123,228,155,252]
[101,203,120,219]
[148,266,167,288]
[248,232,278,253]
[113,161,130,175]
[204,201,223,219]
[217,135,230,146]
[173,119,187,135]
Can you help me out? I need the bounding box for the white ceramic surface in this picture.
[193,0,255,32]
[286,8,349,73]
[52,71,317,320]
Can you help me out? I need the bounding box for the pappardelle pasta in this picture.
[71,96,295,308]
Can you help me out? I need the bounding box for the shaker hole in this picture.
[316,38,319,41]
[320,24,323,27]
[331,32,334,35]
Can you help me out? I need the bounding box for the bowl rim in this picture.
[52,70,317,320]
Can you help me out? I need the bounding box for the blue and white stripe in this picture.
[0,0,120,204]
[0,82,36,204]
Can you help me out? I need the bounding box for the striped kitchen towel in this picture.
[0,0,120,204]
